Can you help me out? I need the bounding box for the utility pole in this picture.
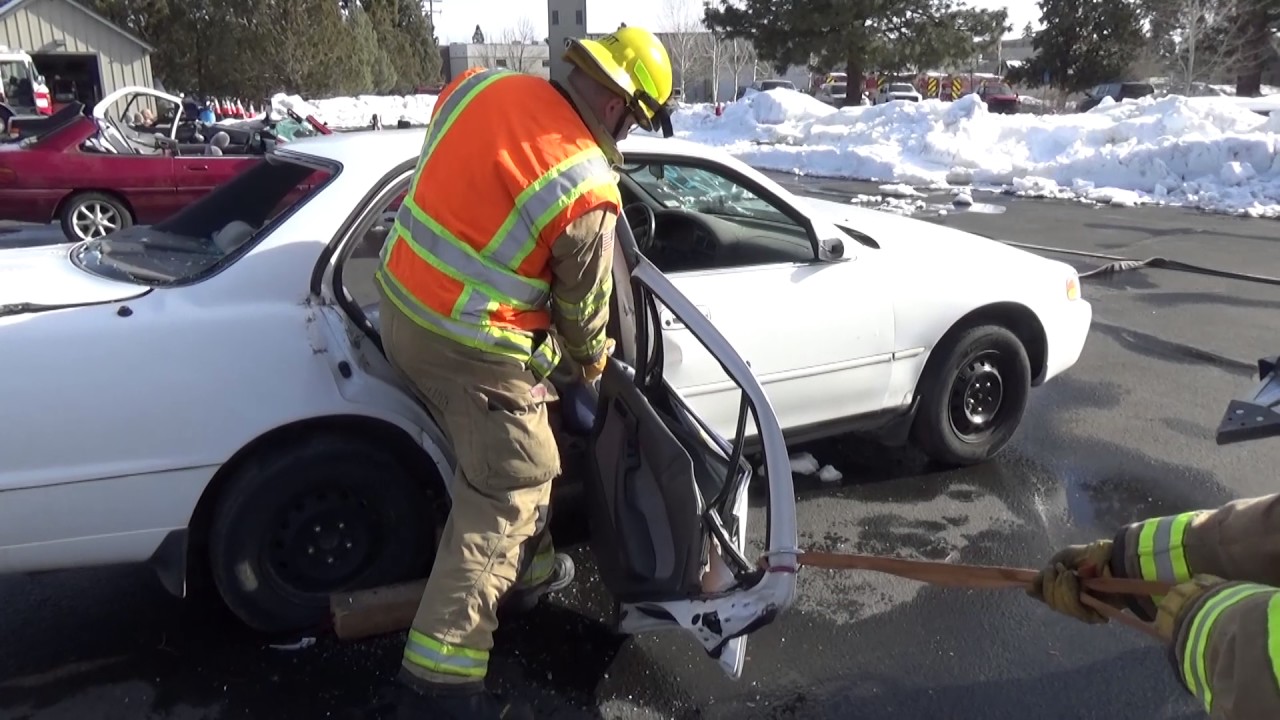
[426,0,443,42]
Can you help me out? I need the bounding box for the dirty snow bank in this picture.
[667,89,1280,218]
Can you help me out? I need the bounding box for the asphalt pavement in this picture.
[2,188,1279,720]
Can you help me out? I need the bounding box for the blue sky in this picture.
[433,0,1042,44]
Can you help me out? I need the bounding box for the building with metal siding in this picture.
[0,0,154,107]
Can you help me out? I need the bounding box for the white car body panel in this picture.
[617,136,1091,441]
[0,151,452,575]
[0,130,1089,588]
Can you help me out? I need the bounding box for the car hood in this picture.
[0,243,148,315]
[796,196,1065,272]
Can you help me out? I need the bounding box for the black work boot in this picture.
[498,553,576,619]
[395,673,534,720]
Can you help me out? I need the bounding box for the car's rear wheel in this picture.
[59,191,133,242]
[911,325,1031,467]
[208,434,443,634]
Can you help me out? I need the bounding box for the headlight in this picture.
[1066,274,1082,301]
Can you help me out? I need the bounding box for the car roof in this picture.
[275,128,740,180]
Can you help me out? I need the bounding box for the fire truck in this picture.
[0,46,52,123]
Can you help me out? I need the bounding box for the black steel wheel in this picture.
[208,433,443,634]
[911,325,1031,467]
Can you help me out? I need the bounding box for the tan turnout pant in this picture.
[379,287,563,686]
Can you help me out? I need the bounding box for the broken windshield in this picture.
[621,162,793,226]
[71,157,334,286]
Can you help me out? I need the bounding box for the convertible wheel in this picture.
[208,434,443,634]
[911,325,1031,467]
[59,192,133,242]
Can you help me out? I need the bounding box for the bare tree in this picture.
[721,37,756,94]
[1147,0,1259,94]
[477,17,542,74]
[658,0,702,97]
[693,29,727,102]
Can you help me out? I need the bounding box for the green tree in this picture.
[1009,0,1145,94]
[363,0,442,93]
[350,5,398,93]
[703,0,1010,107]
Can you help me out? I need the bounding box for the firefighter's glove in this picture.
[581,338,616,382]
[1028,540,1122,624]
[1154,574,1226,643]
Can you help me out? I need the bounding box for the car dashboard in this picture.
[619,182,815,272]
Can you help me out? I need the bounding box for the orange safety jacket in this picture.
[376,67,622,377]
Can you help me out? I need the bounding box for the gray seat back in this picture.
[585,360,708,602]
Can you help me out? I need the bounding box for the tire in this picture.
[910,325,1031,467]
[208,434,442,634]
[59,191,133,242]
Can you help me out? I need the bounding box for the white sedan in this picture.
[611,136,1091,466]
[0,129,799,679]
[0,129,1089,657]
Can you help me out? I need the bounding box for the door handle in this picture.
[659,305,711,331]
[187,165,208,171]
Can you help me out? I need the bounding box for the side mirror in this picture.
[818,236,845,261]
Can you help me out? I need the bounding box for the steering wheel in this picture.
[622,202,657,255]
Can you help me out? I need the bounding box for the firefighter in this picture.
[1030,494,1280,718]
[372,26,674,720]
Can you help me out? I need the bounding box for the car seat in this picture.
[205,131,230,155]
[210,219,256,253]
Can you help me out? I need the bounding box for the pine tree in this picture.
[1010,0,1145,93]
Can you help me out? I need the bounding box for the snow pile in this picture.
[667,89,1280,217]
[271,92,437,129]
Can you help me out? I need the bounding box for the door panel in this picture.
[665,259,895,440]
[173,155,257,209]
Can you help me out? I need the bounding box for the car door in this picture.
[617,155,896,442]
[311,163,799,680]
[172,154,259,209]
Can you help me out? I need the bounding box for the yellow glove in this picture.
[1154,574,1227,642]
[1028,540,1123,624]
[580,338,615,382]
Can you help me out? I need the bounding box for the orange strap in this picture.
[775,550,1171,640]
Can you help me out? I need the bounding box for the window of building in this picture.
[496,59,509,68]
[551,9,559,24]
[575,9,583,24]
[542,59,551,67]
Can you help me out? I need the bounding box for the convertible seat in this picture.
[205,131,230,156]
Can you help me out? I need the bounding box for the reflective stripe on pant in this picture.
[380,287,562,684]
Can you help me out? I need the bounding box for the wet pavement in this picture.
[3,187,1279,720]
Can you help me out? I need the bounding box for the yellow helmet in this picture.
[564,26,675,137]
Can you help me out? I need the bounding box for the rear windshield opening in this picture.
[72,157,334,286]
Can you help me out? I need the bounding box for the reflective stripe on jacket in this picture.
[1111,494,1280,718]
[376,67,623,376]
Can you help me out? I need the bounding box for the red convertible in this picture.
[0,87,329,242]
